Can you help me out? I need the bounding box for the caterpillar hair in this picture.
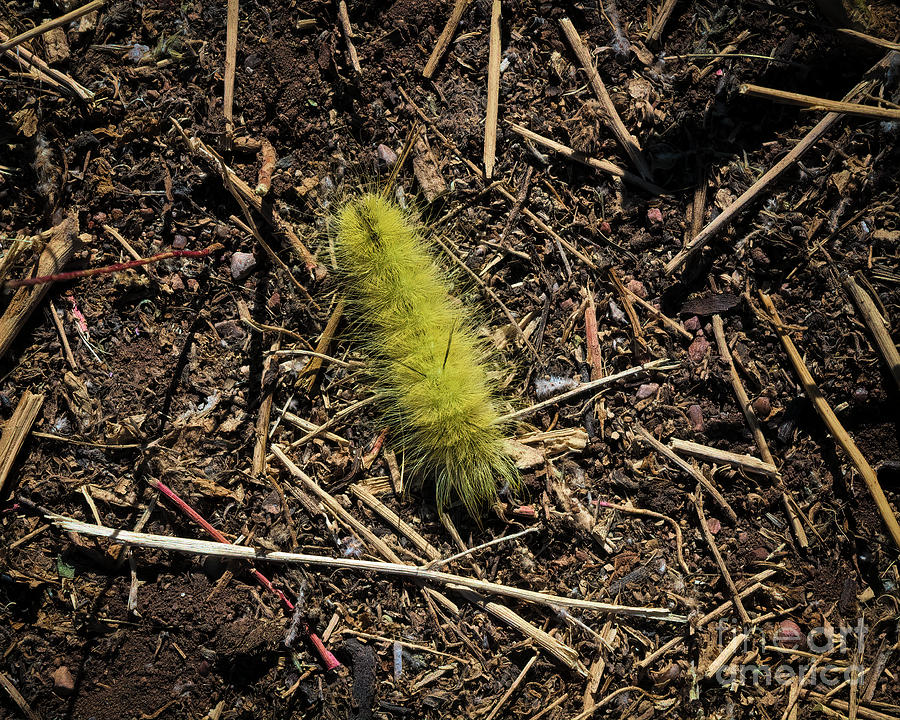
[332,191,518,516]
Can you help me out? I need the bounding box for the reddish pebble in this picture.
[230,252,257,282]
[169,274,184,292]
[626,279,647,299]
[267,292,281,312]
[776,620,806,649]
[376,143,398,166]
[683,316,701,333]
[636,383,659,400]
[172,234,188,250]
[600,220,612,234]
[688,335,710,364]
[647,207,663,224]
[52,666,75,696]
[706,517,721,535]
[751,546,768,561]
[687,404,704,431]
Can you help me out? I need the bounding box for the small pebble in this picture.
[214,320,247,341]
[687,404,704,431]
[647,207,663,224]
[683,316,701,333]
[52,666,75,696]
[600,220,612,234]
[376,143,398,166]
[751,546,768,561]
[688,335,710,364]
[776,620,806,649]
[267,292,281,312]
[851,387,868,404]
[706,517,721,535]
[230,252,257,281]
[636,383,659,400]
[172,234,188,250]
[169,274,184,292]
[751,396,771,418]
[187,278,200,292]
[750,246,770,266]
[626,278,647,299]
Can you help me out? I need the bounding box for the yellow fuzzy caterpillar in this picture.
[333,192,517,516]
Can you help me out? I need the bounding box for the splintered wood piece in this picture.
[559,18,651,180]
[484,0,502,178]
[760,292,900,551]
[668,437,777,478]
[412,135,447,202]
[646,0,679,44]
[337,0,361,74]
[223,0,239,137]
[423,0,474,78]
[843,274,900,392]
[0,214,77,359]
[0,390,45,496]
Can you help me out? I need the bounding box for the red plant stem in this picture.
[4,244,224,288]
[149,478,340,671]
[362,428,389,466]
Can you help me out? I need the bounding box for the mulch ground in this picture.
[1,0,899,719]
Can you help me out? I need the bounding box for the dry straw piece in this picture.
[52,516,686,622]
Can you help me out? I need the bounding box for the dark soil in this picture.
[2,0,900,719]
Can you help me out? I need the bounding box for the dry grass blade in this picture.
[740,83,900,121]
[558,18,651,180]
[665,51,896,274]
[634,424,737,523]
[759,292,900,551]
[500,359,673,423]
[0,0,104,54]
[711,314,808,547]
[0,672,39,720]
[507,123,664,194]
[52,516,686,620]
[1,32,93,100]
